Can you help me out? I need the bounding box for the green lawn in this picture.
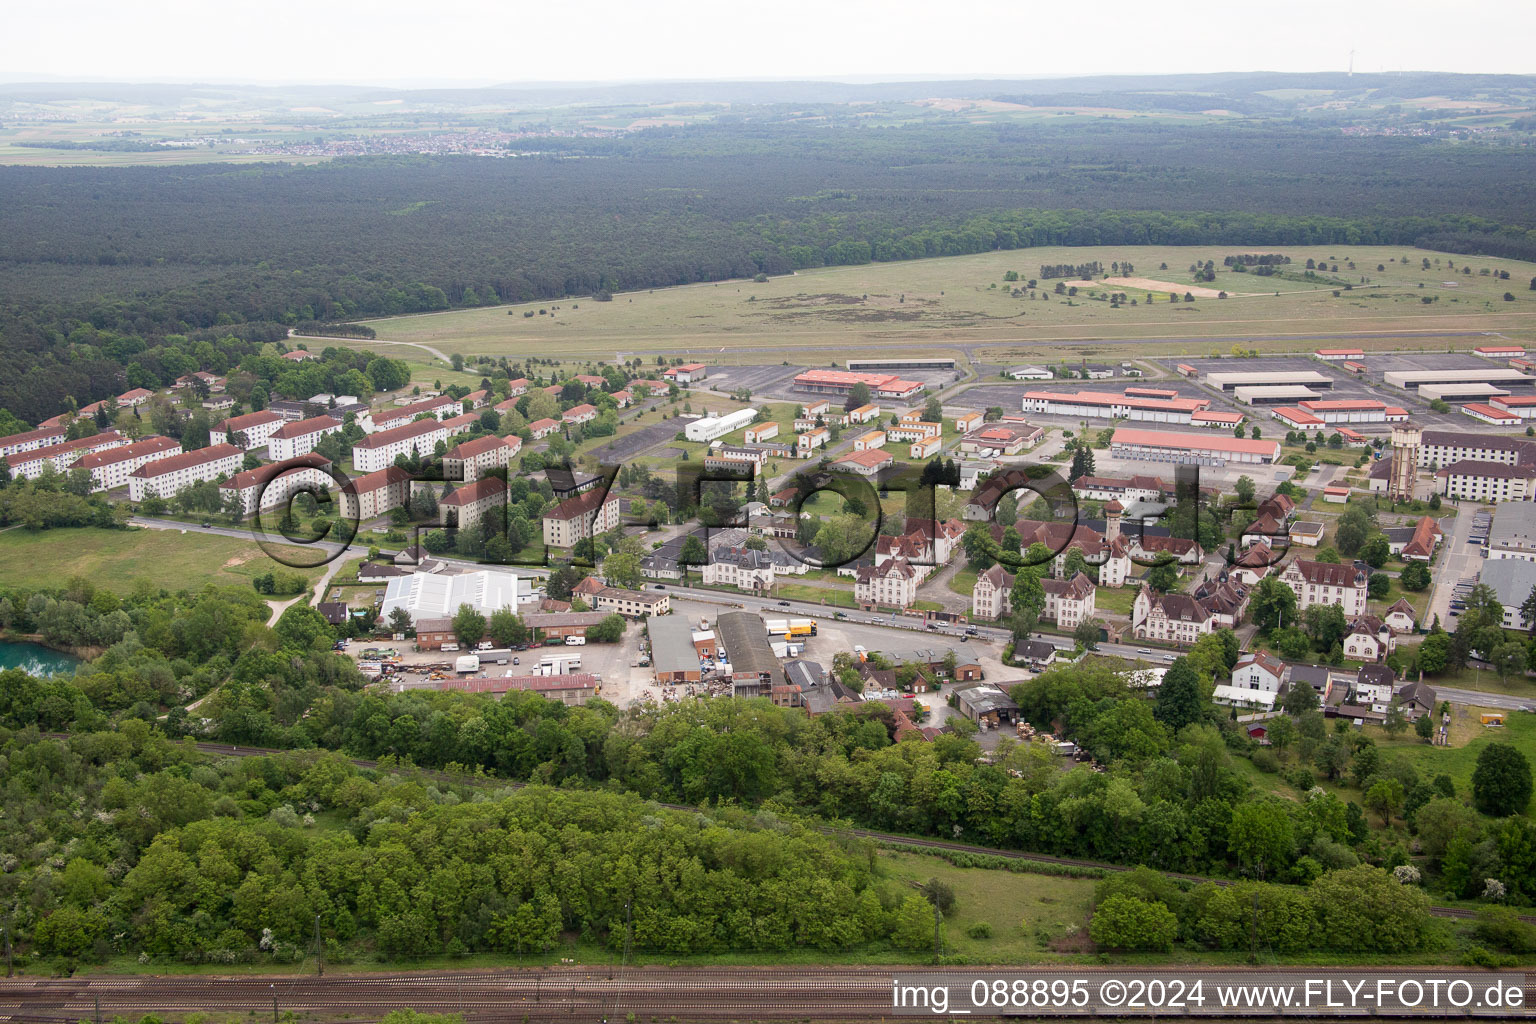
[879,850,1095,961]
[773,582,858,608]
[0,526,327,595]
[949,567,978,597]
[1093,585,1137,617]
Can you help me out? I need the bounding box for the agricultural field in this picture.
[339,245,1536,371]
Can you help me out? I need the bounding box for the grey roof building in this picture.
[1474,558,1536,630]
[716,611,787,694]
[648,614,702,682]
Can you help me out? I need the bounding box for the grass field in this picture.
[0,526,325,595]
[1247,702,1536,816]
[337,246,1536,370]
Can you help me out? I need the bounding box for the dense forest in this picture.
[4,119,1536,422]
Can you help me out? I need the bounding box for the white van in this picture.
[565,635,586,646]
[441,643,459,652]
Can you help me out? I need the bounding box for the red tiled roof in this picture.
[448,434,510,459]
[216,410,283,434]
[221,454,332,491]
[546,487,616,521]
[340,465,413,495]
[131,443,241,478]
[74,435,178,469]
[441,477,507,506]
[269,415,341,440]
[356,417,445,449]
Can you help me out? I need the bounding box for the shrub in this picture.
[966,922,993,939]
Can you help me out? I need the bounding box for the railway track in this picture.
[0,965,1528,1023]
[38,736,1536,925]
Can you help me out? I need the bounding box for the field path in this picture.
[1064,276,1252,298]
[289,330,451,366]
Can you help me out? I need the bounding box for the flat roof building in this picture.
[1205,370,1333,391]
[379,569,534,623]
[793,369,924,399]
[1233,385,1322,405]
[1383,368,1532,391]
[1110,427,1280,466]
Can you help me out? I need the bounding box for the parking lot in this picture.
[588,418,687,462]
[693,364,802,395]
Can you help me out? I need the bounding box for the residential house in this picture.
[1131,586,1221,645]
[1231,651,1286,694]
[1384,597,1418,634]
[73,435,180,492]
[972,564,1014,620]
[1343,615,1395,662]
[528,417,561,439]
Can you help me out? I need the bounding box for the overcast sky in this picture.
[5,0,1531,85]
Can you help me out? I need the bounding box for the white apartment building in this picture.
[9,432,127,479]
[366,395,463,433]
[1041,572,1096,629]
[445,434,517,481]
[542,490,621,547]
[440,477,508,527]
[0,426,67,459]
[339,466,413,520]
[267,415,342,461]
[352,418,448,473]
[854,560,920,609]
[1278,559,1368,616]
[212,410,284,450]
[128,443,242,501]
[220,455,335,514]
[72,435,180,491]
[1435,460,1536,503]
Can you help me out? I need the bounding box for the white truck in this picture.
[454,654,480,674]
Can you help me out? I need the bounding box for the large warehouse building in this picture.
[793,370,924,400]
[1383,368,1533,392]
[845,357,955,372]
[1204,370,1333,392]
[1417,383,1512,403]
[1019,389,1209,424]
[1110,428,1282,467]
[379,569,536,623]
[1232,385,1322,406]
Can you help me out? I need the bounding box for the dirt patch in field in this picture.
[222,554,250,568]
[1064,276,1231,299]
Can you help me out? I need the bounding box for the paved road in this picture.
[1433,685,1536,712]
[1425,501,1484,629]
